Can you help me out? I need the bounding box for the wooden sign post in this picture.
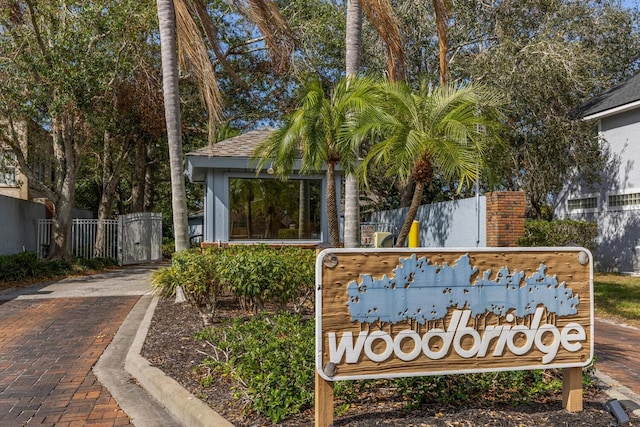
[315,248,593,423]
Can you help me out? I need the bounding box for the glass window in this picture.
[609,193,640,208]
[567,197,597,210]
[229,178,322,240]
[0,150,17,186]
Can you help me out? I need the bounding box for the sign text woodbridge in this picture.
[328,306,586,365]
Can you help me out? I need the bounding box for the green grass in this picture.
[594,273,640,326]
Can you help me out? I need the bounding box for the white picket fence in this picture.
[37,219,119,260]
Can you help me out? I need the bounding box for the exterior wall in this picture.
[0,194,46,255]
[555,108,640,272]
[370,195,487,248]
[485,191,526,247]
[370,191,525,248]
[188,214,203,243]
[0,120,28,200]
[601,109,640,192]
[556,205,639,272]
[0,119,54,202]
[0,185,26,200]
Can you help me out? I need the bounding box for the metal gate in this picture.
[37,213,162,265]
[37,219,119,260]
[118,212,163,265]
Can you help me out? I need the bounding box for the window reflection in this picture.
[229,178,322,240]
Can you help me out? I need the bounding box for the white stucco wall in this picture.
[0,194,46,255]
[370,196,486,248]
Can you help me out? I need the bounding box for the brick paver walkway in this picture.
[595,318,640,395]
[0,296,139,426]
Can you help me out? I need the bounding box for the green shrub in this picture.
[269,246,315,312]
[196,312,315,423]
[216,245,315,312]
[152,247,225,325]
[277,228,298,239]
[195,312,590,424]
[0,252,73,282]
[162,238,175,260]
[394,370,562,407]
[151,265,179,297]
[517,219,598,253]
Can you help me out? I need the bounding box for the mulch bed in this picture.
[141,296,633,426]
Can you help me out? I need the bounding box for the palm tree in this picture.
[432,0,451,87]
[254,75,382,247]
[157,0,190,251]
[358,81,506,247]
[343,0,363,248]
[343,0,406,248]
[156,0,294,252]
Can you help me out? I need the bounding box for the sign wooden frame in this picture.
[316,247,593,382]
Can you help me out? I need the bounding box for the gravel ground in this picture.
[141,297,635,426]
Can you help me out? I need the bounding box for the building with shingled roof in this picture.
[555,72,640,271]
[186,128,336,246]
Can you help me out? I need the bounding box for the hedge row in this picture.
[517,219,597,252]
[151,245,316,325]
[0,252,118,283]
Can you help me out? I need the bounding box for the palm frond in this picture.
[229,0,296,73]
[174,0,222,144]
[188,0,247,89]
[360,0,406,81]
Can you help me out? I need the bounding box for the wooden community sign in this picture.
[315,248,594,382]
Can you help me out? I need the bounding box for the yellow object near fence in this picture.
[408,221,420,248]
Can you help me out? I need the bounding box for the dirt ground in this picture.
[140,296,637,426]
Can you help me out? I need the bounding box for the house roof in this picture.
[579,72,640,119]
[185,127,332,182]
[186,128,274,158]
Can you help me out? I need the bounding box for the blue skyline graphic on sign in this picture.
[346,254,580,325]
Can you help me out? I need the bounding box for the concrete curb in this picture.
[595,369,640,418]
[94,295,178,426]
[124,295,234,427]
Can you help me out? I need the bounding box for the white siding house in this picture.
[556,73,640,272]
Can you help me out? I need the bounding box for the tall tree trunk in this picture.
[47,115,81,260]
[394,181,425,247]
[49,189,74,260]
[94,131,128,257]
[343,0,362,248]
[130,136,147,213]
[326,162,340,247]
[157,0,190,252]
[400,177,414,208]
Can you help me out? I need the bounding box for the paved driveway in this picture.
[0,265,162,427]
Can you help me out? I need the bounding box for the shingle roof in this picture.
[579,72,640,118]
[187,128,273,158]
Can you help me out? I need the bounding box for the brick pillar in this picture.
[485,191,525,247]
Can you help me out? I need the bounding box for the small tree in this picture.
[0,1,154,259]
[359,81,506,246]
[254,75,383,247]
